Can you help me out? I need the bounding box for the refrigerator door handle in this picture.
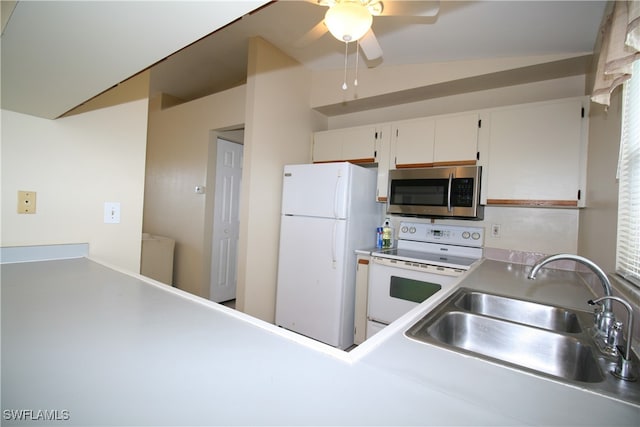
[333,174,341,218]
[331,220,338,268]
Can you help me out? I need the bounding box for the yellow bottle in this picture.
[382,220,393,248]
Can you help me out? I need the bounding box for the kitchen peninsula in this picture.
[2,246,638,426]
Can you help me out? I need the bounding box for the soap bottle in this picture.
[382,219,393,249]
[376,227,383,249]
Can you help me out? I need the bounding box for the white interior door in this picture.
[210,139,243,303]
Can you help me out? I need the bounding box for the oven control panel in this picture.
[398,222,484,247]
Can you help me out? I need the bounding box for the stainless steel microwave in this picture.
[387,166,484,219]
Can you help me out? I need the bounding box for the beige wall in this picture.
[141,40,622,324]
[578,88,622,274]
[233,54,594,321]
[237,37,325,322]
[578,1,621,274]
[1,98,148,273]
[143,85,247,297]
[327,75,587,128]
[310,53,587,110]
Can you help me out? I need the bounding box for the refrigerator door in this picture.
[275,214,350,349]
[282,163,351,219]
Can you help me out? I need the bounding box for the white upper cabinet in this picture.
[483,97,588,207]
[390,113,479,169]
[313,126,377,164]
[313,125,390,202]
[391,117,435,168]
[311,97,587,207]
[433,113,479,165]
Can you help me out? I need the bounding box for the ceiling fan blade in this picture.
[359,29,383,62]
[294,19,328,48]
[377,1,440,17]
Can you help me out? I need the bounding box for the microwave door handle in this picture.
[447,173,453,212]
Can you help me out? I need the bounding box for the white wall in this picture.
[1,99,148,272]
[237,37,325,322]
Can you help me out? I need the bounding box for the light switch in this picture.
[104,202,121,224]
[18,191,36,214]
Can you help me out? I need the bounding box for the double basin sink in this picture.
[405,288,640,404]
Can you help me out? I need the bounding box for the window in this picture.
[616,60,640,287]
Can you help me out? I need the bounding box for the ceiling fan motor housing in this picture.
[324,1,374,42]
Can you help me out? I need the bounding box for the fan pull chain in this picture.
[342,41,349,90]
[354,40,360,87]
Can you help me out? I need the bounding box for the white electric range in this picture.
[366,221,484,338]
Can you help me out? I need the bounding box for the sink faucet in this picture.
[589,296,636,382]
[528,254,614,338]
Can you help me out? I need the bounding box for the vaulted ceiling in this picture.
[151,1,607,103]
[1,1,607,120]
[1,1,268,119]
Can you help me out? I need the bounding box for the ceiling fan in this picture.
[301,0,441,66]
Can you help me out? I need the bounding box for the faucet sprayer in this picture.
[589,296,636,381]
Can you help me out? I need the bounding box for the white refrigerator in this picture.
[275,162,381,349]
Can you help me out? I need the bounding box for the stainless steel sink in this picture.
[422,311,602,382]
[405,288,640,405]
[453,290,582,333]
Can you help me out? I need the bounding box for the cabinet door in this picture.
[434,113,479,165]
[341,126,377,162]
[354,255,370,345]
[485,98,586,207]
[313,126,376,163]
[375,125,391,202]
[391,117,435,168]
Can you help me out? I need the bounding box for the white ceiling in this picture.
[0,0,268,119]
[150,0,608,102]
[1,1,607,119]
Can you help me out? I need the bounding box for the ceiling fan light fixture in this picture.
[324,1,373,42]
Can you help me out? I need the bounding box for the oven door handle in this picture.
[447,172,453,212]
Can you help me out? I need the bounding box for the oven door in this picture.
[367,256,461,337]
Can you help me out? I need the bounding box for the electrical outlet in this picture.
[491,224,501,238]
[17,191,36,214]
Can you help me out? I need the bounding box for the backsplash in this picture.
[484,247,562,267]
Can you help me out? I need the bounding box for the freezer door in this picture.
[275,215,351,349]
[281,163,350,219]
